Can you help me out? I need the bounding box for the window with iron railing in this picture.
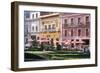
[78,18,81,24]
[48,25,51,29]
[71,18,74,25]
[86,28,89,36]
[64,19,67,24]
[86,16,89,22]
[78,29,81,36]
[71,29,73,37]
[45,25,47,30]
[52,24,55,29]
[86,16,90,25]
[65,30,67,37]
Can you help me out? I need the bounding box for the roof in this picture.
[39,13,59,18]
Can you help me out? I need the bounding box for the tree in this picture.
[32,39,38,47]
[56,43,61,51]
[50,38,54,46]
[40,42,44,51]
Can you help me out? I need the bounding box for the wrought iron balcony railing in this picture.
[63,22,90,28]
[42,29,59,32]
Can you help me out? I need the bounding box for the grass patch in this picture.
[25,50,90,60]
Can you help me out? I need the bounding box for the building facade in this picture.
[24,11,41,48]
[24,11,90,50]
[30,12,40,41]
[24,11,53,48]
[61,13,90,49]
[39,13,61,46]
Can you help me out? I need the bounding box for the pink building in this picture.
[61,13,90,49]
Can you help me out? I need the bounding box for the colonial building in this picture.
[61,13,90,49]
[24,11,53,48]
[30,12,40,40]
[24,11,42,48]
[24,11,90,49]
[39,13,61,46]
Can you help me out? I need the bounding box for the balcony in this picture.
[48,29,56,32]
[63,24,68,27]
[63,24,77,28]
[63,22,90,28]
[42,29,59,32]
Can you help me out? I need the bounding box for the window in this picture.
[32,26,34,31]
[64,19,67,24]
[45,25,47,30]
[86,29,89,36]
[65,30,67,36]
[52,24,55,29]
[71,18,74,25]
[86,16,89,22]
[78,18,81,24]
[71,29,73,36]
[78,29,81,36]
[48,25,51,29]
[36,26,38,31]
[32,14,34,19]
[86,16,89,24]
[36,13,38,18]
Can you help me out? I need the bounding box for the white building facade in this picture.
[24,11,41,48]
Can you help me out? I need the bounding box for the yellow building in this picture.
[39,13,61,46]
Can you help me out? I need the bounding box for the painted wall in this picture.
[40,14,61,44]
